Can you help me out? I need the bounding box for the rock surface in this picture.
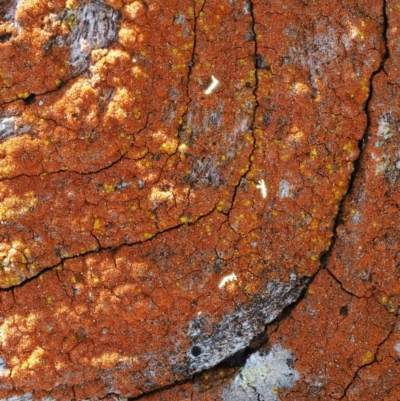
[0,0,398,400]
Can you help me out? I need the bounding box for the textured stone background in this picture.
[0,0,399,400]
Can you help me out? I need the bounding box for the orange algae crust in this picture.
[0,0,392,399]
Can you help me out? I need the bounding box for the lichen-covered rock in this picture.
[137,1,400,400]
[0,0,393,399]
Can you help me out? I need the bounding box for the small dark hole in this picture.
[0,33,11,43]
[340,305,348,316]
[23,94,36,105]
[191,345,202,357]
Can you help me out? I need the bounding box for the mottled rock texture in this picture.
[0,0,398,400]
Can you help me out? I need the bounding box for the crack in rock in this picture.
[184,277,307,374]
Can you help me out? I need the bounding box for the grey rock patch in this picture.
[0,117,15,140]
[0,116,32,141]
[57,0,120,74]
[0,0,18,22]
[185,278,307,373]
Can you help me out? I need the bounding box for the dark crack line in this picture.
[226,0,258,214]
[339,315,396,400]
[0,76,79,109]
[1,3,392,400]
[127,3,264,399]
[0,112,152,183]
[324,0,389,289]
[126,376,193,401]
[176,0,205,142]
[267,0,390,322]
[259,0,391,394]
[0,205,220,292]
[218,0,391,385]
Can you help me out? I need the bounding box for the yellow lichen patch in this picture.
[104,86,133,123]
[0,316,16,345]
[103,184,115,194]
[119,23,142,49]
[343,141,354,153]
[91,352,128,369]
[65,0,79,9]
[361,350,374,364]
[150,186,174,203]
[122,1,145,21]
[18,347,46,371]
[93,218,101,230]
[292,82,310,95]
[17,92,30,99]
[288,126,305,142]
[0,191,37,221]
[160,139,178,155]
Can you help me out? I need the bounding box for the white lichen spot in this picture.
[278,180,293,199]
[256,179,267,199]
[218,273,237,289]
[352,210,361,223]
[349,24,360,39]
[150,186,174,203]
[377,113,392,140]
[221,345,300,401]
[204,75,220,95]
[292,82,309,95]
[394,343,400,357]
